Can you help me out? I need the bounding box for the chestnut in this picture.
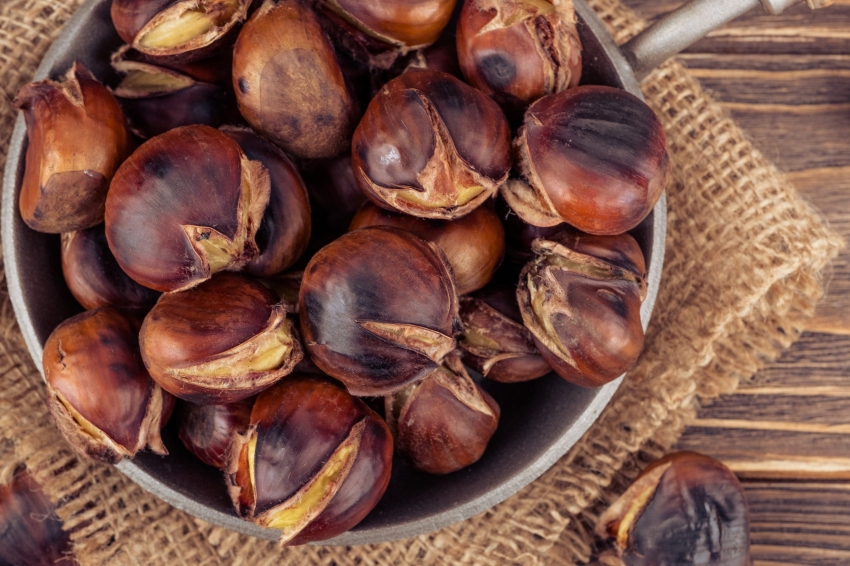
[299,226,460,396]
[112,44,235,86]
[517,229,646,388]
[140,273,302,404]
[352,70,511,220]
[458,286,551,383]
[260,270,302,312]
[457,0,582,113]
[504,85,669,234]
[177,398,253,469]
[350,202,504,295]
[111,0,252,63]
[0,469,74,565]
[225,375,392,545]
[14,62,132,234]
[42,307,170,464]
[105,124,271,293]
[596,452,750,566]
[221,126,312,277]
[385,353,499,474]
[61,224,160,312]
[232,0,358,159]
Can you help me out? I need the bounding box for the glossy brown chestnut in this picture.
[61,224,160,312]
[14,62,132,234]
[177,398,253,469]
[233,0,358,159]
[300,227,460,396]
[225,375,392,545]
[504,85,669,234]
[457,0,581,113]
[140,274,302,404]
[111,0,252,63]
[352,70,511,220]
[596,452,750,566]
[0,469,74,566]
[112,44,235,86]
[350,202,505,295]
[385,353,499,474]
[42,307,170,464]
[517,229,646,388]
[459,286,551,383]
[404,3,462,77]
[222,126,312,277]
[105,124,270,293]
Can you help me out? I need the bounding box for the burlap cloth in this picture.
[0,0,844,564]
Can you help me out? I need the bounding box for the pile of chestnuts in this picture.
[18,0,669,546]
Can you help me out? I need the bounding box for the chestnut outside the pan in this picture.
[0,0,665,545]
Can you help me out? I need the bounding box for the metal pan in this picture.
[0,0,804,545]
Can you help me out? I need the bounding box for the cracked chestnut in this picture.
[596,452,750,566]
[459,286,551,383]
[457,0,582,113]
[177,398,253,469]
[385,353,499,474]
[233,0,358,159]
[300,226,460,396]
[140,273,302,404]
[352,70,511,220]
[43,307,171,464]
[225,375,392,545]
[105,124,271,293]
[517,229,646,387]
[350,202,505,295]
[503,85,669,234]
[15,62,132,233]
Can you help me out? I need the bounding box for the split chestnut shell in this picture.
[517,229,646,387]
[226,375,392,545]
[299,226,460,396]
[140,274,302,404]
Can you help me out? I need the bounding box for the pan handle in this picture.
[620,0,810,81]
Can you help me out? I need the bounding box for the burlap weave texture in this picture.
[0,0,843,564]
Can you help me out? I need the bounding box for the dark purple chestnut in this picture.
[517,229,646,388]
[225,375,392,545]
[139,274,302,404]
[299,227,460,396]
[352,70,511,220]
[42,307,171,464]
[504,85,669,234]
[61,224,160,312]
[385,353,499,474]
[177,398,253,469]
[596,452,750,566]
[105,125,271,292]
[14,62,132,233]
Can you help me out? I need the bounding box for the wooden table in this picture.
[624,1,850,563]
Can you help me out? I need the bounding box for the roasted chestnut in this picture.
[232,0,358,159]
[0,469,74,565]
[504,85,669,234]
[517,229,646,388]
[61,224,160,312]
[111,0,252,63]
[350,202,505,295]
[457,0,581,113]
[300,226,460,396]
[352,70,511,220]
[225,375,392,545]
[177,398,253,469]
[14,62,132,233]
[596,452,750,566]
[42,307,171,464]
[458,286,551,383]
[385,353,499,474]
[260,270,302,312]
[140,273,302,404]
[105,124,270,292]
[112,44,235,86]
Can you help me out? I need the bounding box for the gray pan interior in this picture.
[1,0,666,545]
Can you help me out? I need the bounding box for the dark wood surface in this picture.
[622,1,850,563]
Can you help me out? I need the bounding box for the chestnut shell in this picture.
[177,398,253,469]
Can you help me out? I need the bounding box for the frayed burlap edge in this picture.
[0,0,844,564]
